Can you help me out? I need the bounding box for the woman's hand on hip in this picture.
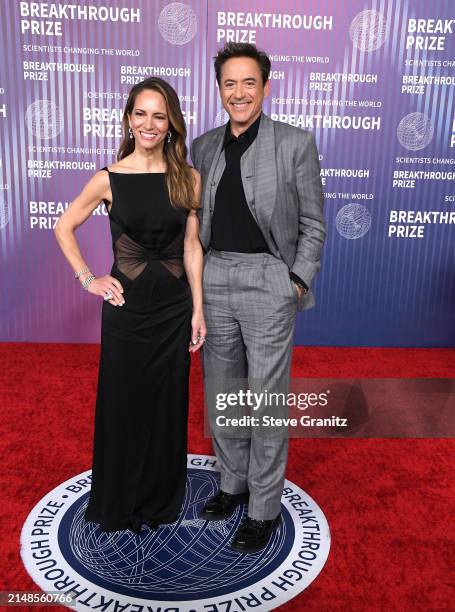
[87,275,125,306]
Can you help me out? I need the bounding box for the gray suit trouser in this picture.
[202,249,297,520]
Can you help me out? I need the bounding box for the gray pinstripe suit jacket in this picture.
[190,112,326,311]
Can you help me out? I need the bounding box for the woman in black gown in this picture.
[55,78,206,533]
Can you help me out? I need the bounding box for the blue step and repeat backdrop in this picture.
[0,0,454,346]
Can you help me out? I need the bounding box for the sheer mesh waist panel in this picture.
[114,232,184,281]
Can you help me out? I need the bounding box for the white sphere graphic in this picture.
[0,200,9,229]
[350,10,387,52]
[158,2,197,45]
[25,100,64,140]
[336,203,371,239]
[213,109,229,128]
[397,112,434,151]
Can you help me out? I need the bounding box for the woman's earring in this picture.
[167,130,172,143]
[129,127,134,139]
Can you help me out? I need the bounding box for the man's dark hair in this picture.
[214,43,271,86]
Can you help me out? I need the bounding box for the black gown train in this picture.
[84,168,192,533]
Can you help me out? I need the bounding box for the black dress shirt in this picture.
[210,115,269,253]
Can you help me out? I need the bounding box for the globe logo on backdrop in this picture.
[21,455,330,610]
[213,109,229,128]
[0,200,10,230]
[336,203,372,239]
[349,10,387,52]
[397,112,434,151]
[158,2,197,45]
[25,100,64,140]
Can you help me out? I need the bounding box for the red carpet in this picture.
[1,343,454,611]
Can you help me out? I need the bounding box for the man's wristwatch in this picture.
[289,272,308,294]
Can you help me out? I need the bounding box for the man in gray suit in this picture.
[191,43,325,553]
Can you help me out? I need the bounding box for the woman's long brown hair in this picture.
[117,77,197,211]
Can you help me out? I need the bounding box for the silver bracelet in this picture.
[81,274,96,290]
[75,267,90,279]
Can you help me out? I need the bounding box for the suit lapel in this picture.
[209,143,226,210]
[252,113,277,235]
[200,127,225,245]
[240,139,256,220]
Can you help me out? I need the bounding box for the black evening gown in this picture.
[84,168,192,533]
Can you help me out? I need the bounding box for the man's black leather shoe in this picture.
[199,489,249,521]
[230,515,281,553]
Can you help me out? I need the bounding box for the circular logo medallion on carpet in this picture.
[21,454,330,611]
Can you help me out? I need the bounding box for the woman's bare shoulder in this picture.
[106,155,135,173]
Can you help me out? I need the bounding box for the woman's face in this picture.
[128,89,169,151]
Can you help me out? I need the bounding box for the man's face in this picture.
[219,56,270,131]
